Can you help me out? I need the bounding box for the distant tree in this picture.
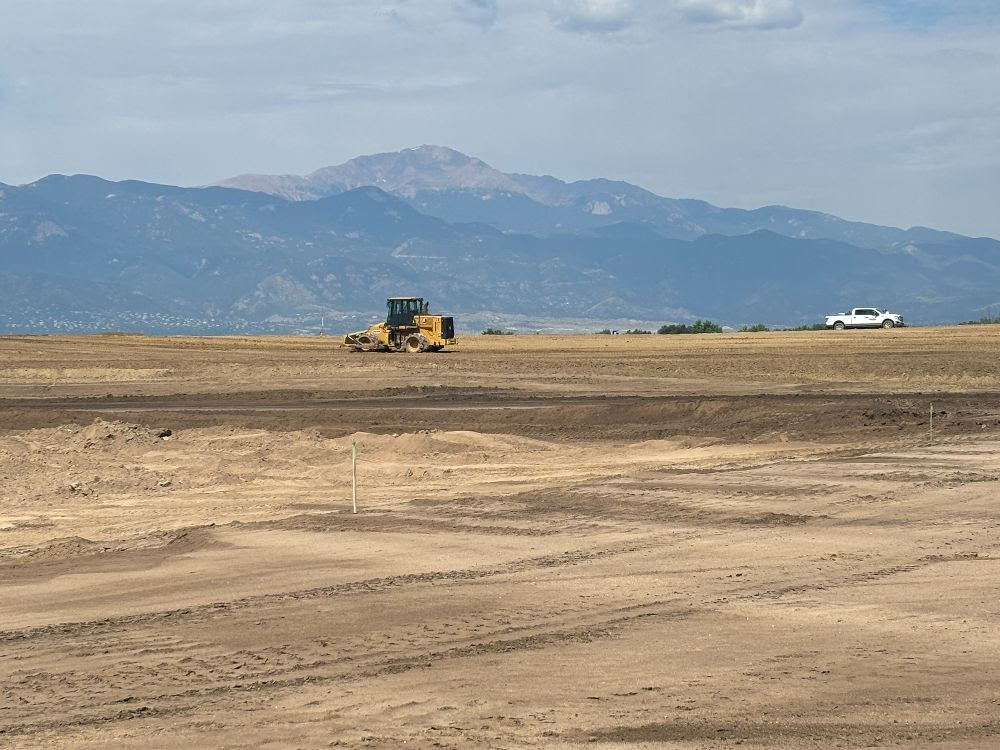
[657,320,723,334]
[481,327,514,335]
[739,323,770,333]
[596,329,613,335]
[624,329,652,335]
[787,323,827,331]
[957,314,1000,326]
[690,319,723,333]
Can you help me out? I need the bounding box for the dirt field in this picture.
[1,328,999,748]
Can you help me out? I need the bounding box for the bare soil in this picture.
[1,328,999,748]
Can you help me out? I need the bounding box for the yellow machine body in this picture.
[344,297,456,353]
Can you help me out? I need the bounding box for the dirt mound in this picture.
[75,418,172,448]
[2,536,104,561]
[0,526,217,565]
[340,430,553,459]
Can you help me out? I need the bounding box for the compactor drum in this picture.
[344,297,456,353]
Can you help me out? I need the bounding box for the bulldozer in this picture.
[344,297,456,353]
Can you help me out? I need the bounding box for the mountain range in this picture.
[2,145,998,334]
[219,145,963,248]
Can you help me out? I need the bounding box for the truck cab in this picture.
[386,297,429,327]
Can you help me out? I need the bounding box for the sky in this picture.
[1,0,999,237]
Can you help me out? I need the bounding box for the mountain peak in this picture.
[304,145,511,198]
[401,144,484,166]
[217,145,543,201]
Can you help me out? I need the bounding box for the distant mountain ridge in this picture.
[1,150,999,334]
[217,145,964,248]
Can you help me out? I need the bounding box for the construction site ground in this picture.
[1,328,998,748]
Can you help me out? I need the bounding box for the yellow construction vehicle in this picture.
[344,297,456,352]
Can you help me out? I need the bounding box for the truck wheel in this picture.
[833,321,845,330]
[405,335,425,353]
[881,319,894,329]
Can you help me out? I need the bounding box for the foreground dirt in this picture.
[1,330,999,748]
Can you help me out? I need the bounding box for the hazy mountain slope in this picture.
[217,145,965,248]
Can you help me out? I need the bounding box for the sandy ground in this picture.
[1,329,999,748]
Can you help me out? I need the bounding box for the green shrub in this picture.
[658,319,723,334]
[739,323,770,333]
[481,327,514,335]
[624,329,652,335]
[958,314,1000,326]
[692,319,723,333]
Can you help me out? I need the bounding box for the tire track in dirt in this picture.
[0,536,663,644]
[5,547,995,738]
[0,598,698,738]
[582,717,1000,746]
[3,529,995,741]
[740,551,993,604]
[5,543,993,737]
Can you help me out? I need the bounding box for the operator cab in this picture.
[386,297,428,327]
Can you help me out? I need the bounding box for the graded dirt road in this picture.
[1,329,998,748]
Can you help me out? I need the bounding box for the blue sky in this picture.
[1,0,998,237]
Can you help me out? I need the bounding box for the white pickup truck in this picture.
[825,308,905,330]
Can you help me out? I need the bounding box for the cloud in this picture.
[1,0,999,237]
[378,0,500,31]
[547,0,804,35]
[455,0,499,27]
[550,0,637,33]
[678,0,803,30]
